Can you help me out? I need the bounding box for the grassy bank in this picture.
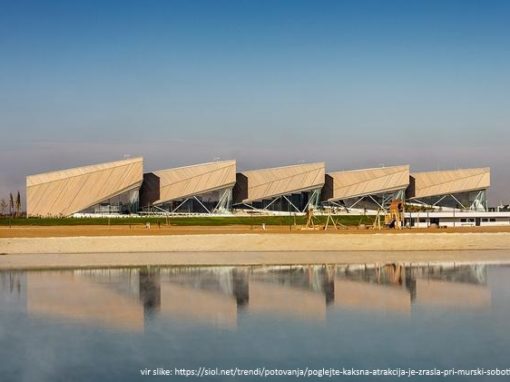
[0,215,375,227]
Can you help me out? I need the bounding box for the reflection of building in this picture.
[232,269,250,306]
[233,163,325,213]
[139,160,236,214]
[26,158,143,217]
[248,281,326,320]
[409,264,491,309]
[155,268,240,328]
[334,264,492,313]
[409,264,487,285]
[246,267,330,321]
[8,264,495,333]
[159,282,238,328]
[334,279,411,313]
[139,269,161,314]
[322,165,409,212]
[407,168,490,212]
[27,272,144,331]
[414,279,491,310]
[334,265,410,313]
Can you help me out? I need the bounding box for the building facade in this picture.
[322,165,410,212]
[26,157,143,217]
[233,163,325,213]
[406,168,490,212]
[139,160,236,214]
[25,158,495,217]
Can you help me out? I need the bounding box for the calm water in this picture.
[1,261,510,381]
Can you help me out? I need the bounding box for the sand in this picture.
[2,227,510,270]
[3,232,510,254]
[1,250,510,270]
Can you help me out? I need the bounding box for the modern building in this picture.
[406,168,490,211]
[404,210,510,228]
[233,162,325,213]
[322,165,410,212]
[139,160,236,214]
[26,157,143,217]
[25,156,503,224]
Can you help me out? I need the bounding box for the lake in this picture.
[1,261,510,381]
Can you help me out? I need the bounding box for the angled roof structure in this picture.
[234,162,325,204]
[408,168,490,199]
[26,157,143,217]
[323,165,409,201]
[140,160,236,206]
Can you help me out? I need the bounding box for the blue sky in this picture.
[1,0,509,202]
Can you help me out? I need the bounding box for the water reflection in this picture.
[412,266,491,310]
[245,267,329,321]
[335,263,490,313]
[26,272,144,331]
[159,269,238,328]
[0,263,493,332]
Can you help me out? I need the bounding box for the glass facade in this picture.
[334,197,385,211]
[415,190,487,211]
[156,188,232,214]
[326,190,405,212]
[247,189,321,212]
[78,188,140,215]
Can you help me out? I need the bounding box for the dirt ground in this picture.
[2,224,510,238]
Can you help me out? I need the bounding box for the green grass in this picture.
[0,214,375,227]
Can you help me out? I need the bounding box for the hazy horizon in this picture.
[1,0,509,205]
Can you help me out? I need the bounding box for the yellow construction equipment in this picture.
[385,200,404,229]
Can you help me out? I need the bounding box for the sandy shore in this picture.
[1,250,510,270]
[2,232,510,270]
[3,232,510,254]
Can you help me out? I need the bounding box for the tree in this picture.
[9,193,14,217]
[15,191,21,217]
[0,199,7,216]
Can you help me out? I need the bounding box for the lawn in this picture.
[0,214,375,227]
